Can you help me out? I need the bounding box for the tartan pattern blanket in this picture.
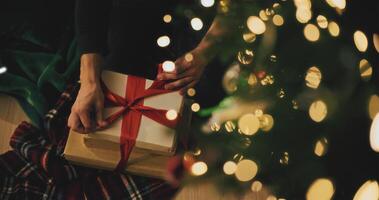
[0,84,177,200]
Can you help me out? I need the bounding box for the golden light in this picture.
[166,109,178,120]
[247,16,266,35]
[373,34,379,53]
[353,180,379,200]
[211,122,221,132]
[306,178,335,200]
[238,113,260,135]
[369,113,379,152]
[359,59,372,81]
[316,15,328,29]
[235,159,258,182]
[200,0,215,7]
[354,30,369,52]
[163,14,172,23]
[267,196,278,200]
[292,100,299,110]
[328,21,340,37]
[248,73,258,86]
[162,61,176,72]
[305,66,322,89]
[259,10,269,21]
[304,24,320,42]
[259,114,274,132]
[187,88,196,97]
[191,161,208,176]
[184,53,194,62]
[191,103,201,112]
[326,0,346,9]
[157,35,170,47]
[279,152,289,165]
[273,15,284,26]
[237,49,254,65]
[243,32,256,43]
[191,18,204,31]
[251,181,263,192]
[296,8,312,24]
[368,95,379,119]
[223,161,237,175]
[224,121,236,132]
[314,137,328,157]
[309,100,328,122]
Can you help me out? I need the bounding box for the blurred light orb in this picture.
[0,66,7,74]
[224,121,236,132]
[247,16,266,35]
[200,0,215,7]
[296,8,312,24]
[373,34,379,53]
[163,14,172,23]
[354,30,369,52]
[273,15,284,26]
[191,18,204,31]
[306,178,335,200]
[326,0,346,9]
[237,49,254,65]
[184,53,194,62]
[353,180,379,200]
[316,15,328,29]
[211,122,221,132]
[157,35,170,47]
[223,161,237,175]
[305,66,322,89]
[238,113,260,135]
[162,61,176,72]
[309,100,328,122]
[267,195,278,200]
[368,95,379,119]
[248,73,258,86]
[279,152,289,165]
[314,137,328,157]
[359,59,372,81]
[235,159,258,182]
[223,64,240,93]
[166,109,178,120]
[191,161,208,176]
[259,10,269,21]
[251,181,263,192]
[191,103,201,112]
[243,32,256,43]
[187,88,196,97]
[304,24,320,42]
[369,113,379,152]
[278,89,285,98]
[260,114,274,132]
[328,21,340,37]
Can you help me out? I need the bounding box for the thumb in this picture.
[96,103,108,128]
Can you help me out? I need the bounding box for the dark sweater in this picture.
[76,0,196,78]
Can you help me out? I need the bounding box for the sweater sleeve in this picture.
[75,0,111,55]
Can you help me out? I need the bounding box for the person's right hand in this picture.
[68,53,108,133]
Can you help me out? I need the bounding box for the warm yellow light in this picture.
[369,113,379,152]
[243,32,256,43]
[306,178,335,200]
[237,50,254,65]
[329,0,346,9]
[359,59,372,81]
[184,53,194,62]
[166,109,178,120]
[251,181,263,192]
[235,159,258,182]
[238,113,260,135]
[273,15,284,26]
[316,15,328,29]
[191,103,201,112]
[259,114,274,132]
[305,66,322,89]
[304,24,320,42]
[328,21,340,37]
[200,0,215,7]
[191,161,208,176]
[296,8,312,24]
[309,100,328,122]
[279,152,289,165]
[162,61,175,72]
[353,180,379,200]
[157,35,170,47]
[247,16,266,35]
[354,30,369,52]
[224,121,236,132]
[278,89,285,98]
[210,122,221,132]
[314,138,328,157]
[163,14,172,23]
[267,195,278,200]
[259,10,269,21]
[223,161,237,175]
[191,18,203,31]
[248,73,258,86]
[373,34,379,53]
[187,88,196,97]
[369,95,379,119]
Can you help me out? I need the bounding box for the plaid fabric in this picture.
[0,83,177,200]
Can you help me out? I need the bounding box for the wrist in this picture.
[79,53,103,84]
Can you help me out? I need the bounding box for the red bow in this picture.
[101,67,179,171]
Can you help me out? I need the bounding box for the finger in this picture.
[95,103,108,129]
[179,81,198,95]
[157,70,189,81]
[174,60,191,74]
[78,109,94,133]
[68,113,85,133]
[165,77,194,90]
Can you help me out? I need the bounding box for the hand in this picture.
[157,48,210,95]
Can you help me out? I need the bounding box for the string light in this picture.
[369,113,379,152]
[373,34,379,53]
[306,178,335,200]
[162,61,176,72]
[304,24,320,42]
[163,14,172,23]
[184,53,194,62]
[354,30,369,52]
[191,103,201,112]
[259,114,274,132]
[191,18,204,31]
[247,16,266,35]
[157,35,170,47]
[309,100,328,122]
[353,180,379,200]
[187,88,196,96]
[243,32,256,43]
[237,50,254,65]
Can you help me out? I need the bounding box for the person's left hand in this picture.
[157,48,210,95]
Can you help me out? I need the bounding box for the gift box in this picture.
[63,70,191,179]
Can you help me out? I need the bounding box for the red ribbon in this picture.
[101,66,179,171]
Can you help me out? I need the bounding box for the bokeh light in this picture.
[306,178,335,200]
[238,113,260,135]
[200,0,215,7]
[354,30,369,52]
[191,17,204,31]
[353,180,379,200]
[162,60,175,72]
[328,21,340,37]
[316,15,328,29]
[163,14,172,23]
[309,100,328,122]
[273,15,284,26]
[359,59,372,81]
[247,16,266,35]
[166,109,178,120]
[191,103,201,112]
[187,88,196,97]
[157,35,170,47]
[314,137,328,157]
[251,181,263,192]
[223,161,237,175]
[191,161,208,176]
[243,32,256,43]
[237,49,254,65]
[304,24,320,42]
[373,34,379,53]
[235,159,258,182]
[369,113,379,152]
[305,66,322,89]
[259,10,269,21]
